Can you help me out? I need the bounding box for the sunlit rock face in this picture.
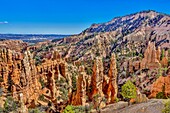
[0,40,27,52]
[149,75,170,98]
[70,66,87,106]
[102,53,118,104]
[89,56,105,108]
[140,41,168,71]
[140,42,161,70]
[0,48,41,107]
[107,53,118,103]
[0,48,69,108]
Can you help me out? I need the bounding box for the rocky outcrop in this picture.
[0,40,27,52]
[88,53,118,107]
[160,50,169,67]
[140,41,169,70]
[128,60,141,73]
[90,57,104,100]
[90,57,106,108]
[0,48,69,109]
[71,66,87,106]
[36,51,69,104]
[105,53,118,103]
[140,42,161,70]
[47,71,56,101]
[149,75,170,98]
[0,49,42,107]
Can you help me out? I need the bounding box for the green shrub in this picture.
[73,105,92,113]
[38,94,45,101]
[168,60,170,66]
[0,107,3,112]
[34,56,42,65]
[86,67,93,75]
[63,105,74,113]
[39,78,45,89]
[156,92,166,99]
[3,96,20,113]
[161,50,165,60]
[162,99,170,113]
[121,80,137,99]
[56,77,69,102]
[156,84,167,99]
[28,108,45,113]
[139,53,143,58]
[115,97,119,102]
[72,73,77,92]
[157,68,163,78]
[63,104,93,113]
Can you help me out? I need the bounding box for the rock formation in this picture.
[140,41,169,68]
[0,48,40,107]
[71,66,87,106]
[89,57,106,108]
[149,75,170,98]
[160,50,169,67]
[0,48,69,109]
[140,42,161,70]
[0,40,27,52]
[47,71,56,101]
[88,54,118,107]
[90,57,104,99]
[105,53,118,103]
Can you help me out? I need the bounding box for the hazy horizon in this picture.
[0,0,170,34]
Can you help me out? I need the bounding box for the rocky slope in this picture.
[54,10,170,97]
[56,10,170,62]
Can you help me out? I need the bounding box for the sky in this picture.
[0,0,169,34]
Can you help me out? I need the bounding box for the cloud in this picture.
[0,21,8,24]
